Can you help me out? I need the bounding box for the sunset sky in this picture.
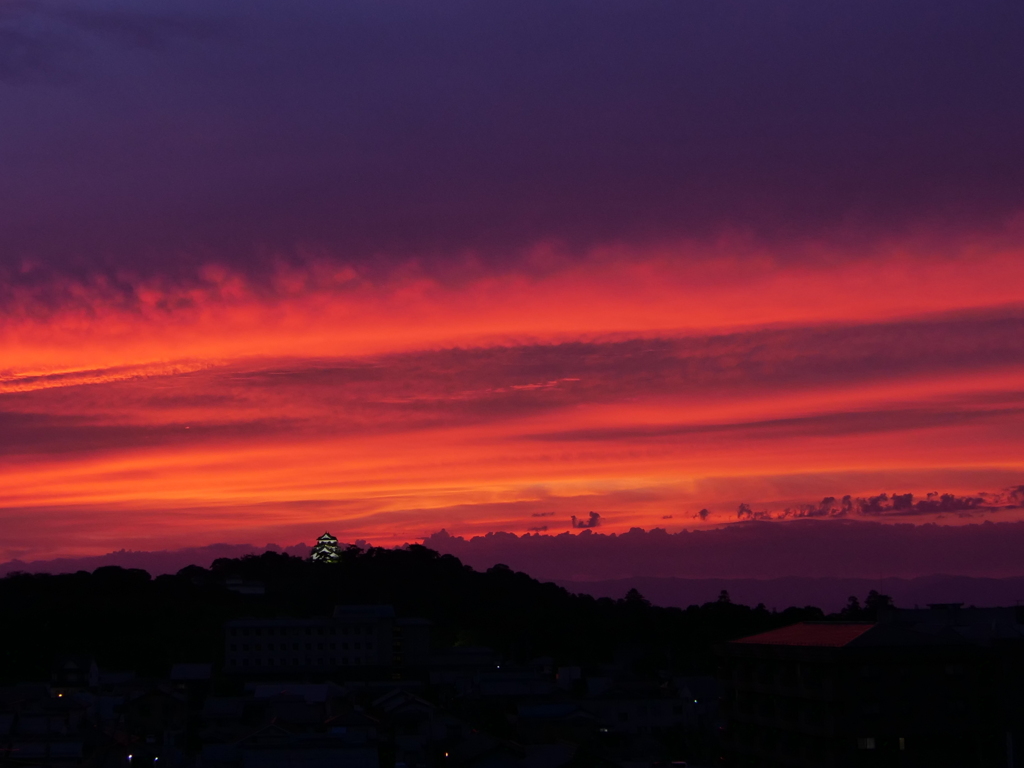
[2,0,1024,565]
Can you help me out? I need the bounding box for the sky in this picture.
[2,0,1024,570]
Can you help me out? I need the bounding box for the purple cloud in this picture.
[571,512,601,529]
[1,0,1023,294]
[424,517,1024,581]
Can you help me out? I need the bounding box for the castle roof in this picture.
[731,622,875,647]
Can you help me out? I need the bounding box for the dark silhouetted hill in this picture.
[0,545,822,684]
[0,542,310,578]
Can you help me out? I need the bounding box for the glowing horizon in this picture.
[3,237,1024,560]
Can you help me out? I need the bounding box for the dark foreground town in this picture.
[2,535,1023,767]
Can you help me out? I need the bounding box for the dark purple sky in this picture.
[3,0,1024,286]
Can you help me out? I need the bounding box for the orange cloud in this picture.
[3,228,1024,374]
[2,232,1024,561]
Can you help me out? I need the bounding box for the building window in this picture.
[857,738,876,750]
[899,737,905,751]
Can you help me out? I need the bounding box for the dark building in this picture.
[122,686,189,747]
[0,684,88,767]
[50,656,98,696]
[225,606,431,673]
[717,605,1024,767]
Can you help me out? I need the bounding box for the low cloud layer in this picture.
[425,518,1024,581]
[735,488,1024,521]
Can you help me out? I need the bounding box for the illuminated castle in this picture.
[310,531,342,563]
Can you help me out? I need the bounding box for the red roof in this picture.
[732,622,875,647]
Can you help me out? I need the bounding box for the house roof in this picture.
[372,688,434,714]
[324,711,378,728]
[731,622,875,647]
[170,663,213,681]
[250,683,342,703]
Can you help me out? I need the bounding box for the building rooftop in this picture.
[731,607,1024,650]
[333,605,395,619]
[171,663,213,681]
[731,622,875,647]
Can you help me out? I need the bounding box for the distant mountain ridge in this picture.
[559,575,1024,613]
[423,522,1024,581]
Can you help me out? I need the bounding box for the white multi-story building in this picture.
[224,606,430,673]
